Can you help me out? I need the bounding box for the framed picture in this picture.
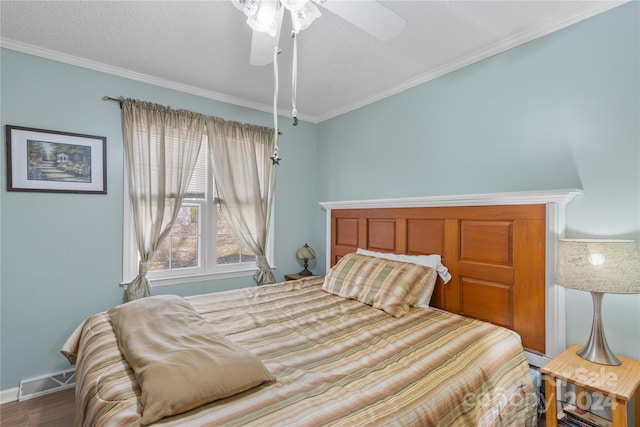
[6,125,107,194]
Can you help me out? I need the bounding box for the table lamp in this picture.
[296,243,316,276]
[557,239,640,365]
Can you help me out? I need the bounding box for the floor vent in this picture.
[19,368,75,401]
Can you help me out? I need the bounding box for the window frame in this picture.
[121,142,275,288]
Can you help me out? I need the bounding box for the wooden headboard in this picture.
[328,204,547,354]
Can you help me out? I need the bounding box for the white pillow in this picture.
[355,248,451,307]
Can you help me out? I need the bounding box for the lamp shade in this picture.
[557,239,640,294]
[296,243,316,261]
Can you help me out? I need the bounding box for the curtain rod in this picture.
[103,96,121,103]
[102,96,283,135]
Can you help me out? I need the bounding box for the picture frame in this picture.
[6,125,107,194]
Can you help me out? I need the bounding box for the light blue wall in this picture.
[0,49,318,389]
[1,1,638,393]
[317,3,639,359]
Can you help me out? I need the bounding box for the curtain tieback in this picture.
[256,255,271,272]
[138,260,149,276]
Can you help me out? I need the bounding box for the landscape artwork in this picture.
[27,139,92,183]
[6,125,106,194]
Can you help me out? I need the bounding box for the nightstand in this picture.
[541,344,640,427]
[284,274,309,281]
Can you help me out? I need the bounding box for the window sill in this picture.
[120,267,269,289]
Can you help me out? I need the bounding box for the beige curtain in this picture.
[122,99,205,300]
[206,117,277,285]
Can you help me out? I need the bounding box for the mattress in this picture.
[63,276,538,426]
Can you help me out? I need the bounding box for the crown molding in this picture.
[1,0,626,124]
[315,1,628,123]
[0,38,316,124]
[320,189,583,210]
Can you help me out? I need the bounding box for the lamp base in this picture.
[298,256,313,276]
[298,268,313,276]
[576,292,621,366]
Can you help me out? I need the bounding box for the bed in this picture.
[325,203,548,355]
[61,202,546,427]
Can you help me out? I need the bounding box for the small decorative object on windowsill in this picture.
[296,243,316,276]
[557,239,640,365]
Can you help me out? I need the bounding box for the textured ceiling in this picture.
[0,1,627,123]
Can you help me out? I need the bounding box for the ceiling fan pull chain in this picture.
[274,45,280,136]
[291,30,299,126]
[270,46,282,165]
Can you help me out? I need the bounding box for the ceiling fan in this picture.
[231,0,407,66]
[231,0,406,159]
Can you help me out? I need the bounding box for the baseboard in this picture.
[0,387,19,404]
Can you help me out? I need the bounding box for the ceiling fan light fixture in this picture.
[247,0,279,36]
[232,0,261,17]
[291,1,321,33]
[281,0,309,12]
[231,0,246,11]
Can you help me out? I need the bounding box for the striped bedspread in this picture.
[66,277,537,426]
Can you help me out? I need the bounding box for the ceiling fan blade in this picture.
[249,6,285,66]
[317,0,406,42]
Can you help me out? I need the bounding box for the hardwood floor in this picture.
[0,388,75,426]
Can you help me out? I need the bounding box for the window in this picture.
[148,204,200,271]
[215,204,257,266]
[122,138,271,287]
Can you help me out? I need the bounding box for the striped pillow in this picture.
[322,253,436,317]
